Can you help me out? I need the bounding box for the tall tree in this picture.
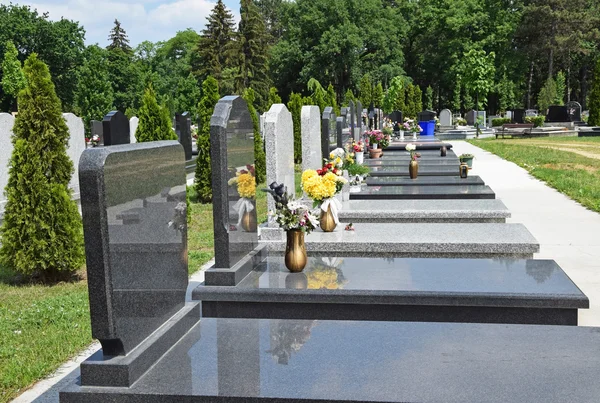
[107,19,132,54]
[1,41,26,110]
[287,92,303,163]
[461,49,496,110]
[307,77,326,113]
[537,77,557,112]
[424,85,433,110]
[587,58,600,126]
[359,73,373,107]
[555,71,566,105]
[373,82,384,108]
[107,47,143,113]
[326,83,339,114]
[136,84,177,142]
[255,0,284,41]
[244,88,266,184]
[0,54,84,280]
[195,76,220,202]
[237,0,271,108]
[405,83,415,118]
[413,85,423,113]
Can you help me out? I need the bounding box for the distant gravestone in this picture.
[349,100,356,137]
[477,111,487,127]
[129,117,138,143]
[79,141,190,358]
[301,105,322,172]
[466,110,477,126]
[0,113,15,214]
[513,109,525,124]
[336,117,344,149]
[210,96,258,269]
[102,111,130,146]
[356,100,362,139]
[368,103,376,129]
[546,106,569,123]
[321,107,336,161]
[439,109,452,127]
[566,101,582,122]
[525,109,538,117]
[418,110,436,122]
[340,107,348,128]
[63,113,86,198]
[265,104,295,214]
[91,120,104,145]
[390,111,403,131]
[176,112,193,161]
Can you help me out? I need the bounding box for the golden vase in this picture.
[409,160,419,179]
[320,205,337,232]
[285,230,307,273]
[241,209,257,232]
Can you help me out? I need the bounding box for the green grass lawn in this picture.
[469,137,600,213]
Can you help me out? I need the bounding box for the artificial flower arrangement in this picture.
[302,163,347,227]
[85,134,101,147]
[228,164,257,230]
[366,130,390,149]
[264,182,319,233]
[351,140,364,153]
[405,144,421,161]
[403,118,423,134]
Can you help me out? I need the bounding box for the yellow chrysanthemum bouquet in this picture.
[227,164,257,231]
[228,164,256,199]
[301,161,347,231]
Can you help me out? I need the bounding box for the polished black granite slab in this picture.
[369,165,458,176]
[386,141,452,150]
[61,318,600,403]
[366,158,459,166]
[350,185,495,199]
[366,176,484,186]
[194,256,586,325]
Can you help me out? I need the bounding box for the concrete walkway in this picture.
[451,141,600,327]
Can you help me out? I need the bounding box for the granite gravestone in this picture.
[418,110,436,122]
[210,96,258,269]
[368,103,375,129]
[513,109,525,123]
[356,100,362,139]
[91,120,104,145]
[0,113,15,214]
[340,107,348,128]
[466,110,476,126]
[63,113,86,198]
[439,109,452,127]
[349,100,356,138]
[336,117,344,148]
[176,112,193,161]
[546,106,569,122]
[566,101,582,122]
[79,141,190,358]
[102,111,130,146]
[265,104,295,214]
[129,117,138,144]
[390,110,403,131]
[301,105,322,171]
[321,107,336,161]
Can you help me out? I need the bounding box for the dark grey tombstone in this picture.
[513,109,525,124]
[336,117,344,148]
[418,110,436,121]
[566,101,582,122]
[321,107,336,160]
[390,111,403,131]
[340,107,348,127]
[102,111,130,146]
[91,120,104,145]
[368,104,376,130]
[356,100,363,135]
[79,141,190,358]
[546,106,569,122]
[176,112,193,161]
[210,96,258,269]
[349,101,356,135]
[466,110,477,126]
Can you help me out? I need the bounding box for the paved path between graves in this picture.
[12,261,212,403]
[451,141,600,327]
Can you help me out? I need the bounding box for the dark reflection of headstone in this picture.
[268,319,316,365]
[210,96,258,269]
[102,110,130,146]
[79,141,188,356]
[349,100,356,135]
[321,107,335,160]
[526,260,555,284]
[217,319,260,396]
[176,112,193,161]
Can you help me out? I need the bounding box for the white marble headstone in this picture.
[265,104,295,214]
[0,113,15,214]
[440,109,452,127]
[129,116,139,144]
[301,105,322,172]
[63,113,86,199]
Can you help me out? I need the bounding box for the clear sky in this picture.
[0,0,241,46]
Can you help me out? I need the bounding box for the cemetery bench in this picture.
[496,123,534,139]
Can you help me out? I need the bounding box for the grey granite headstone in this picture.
[440,109,452,126]
[301,105,322,171]
[390,111,403,131]
[265,104,295,213]
[321,107,336,161]
[129,117,138,144]
[176,112,193,161]
[340,107,348,128]
[336,117,344,149]
[466,110,476,126]
[210,96,258,269]
[102,111,130,146]
[63,113,86,198]
[356,100,362,139]
[0,113,15,215]
[79,141,188,356]
[349,100,356,137]
[566,101,582,122]
[91,120,104,145]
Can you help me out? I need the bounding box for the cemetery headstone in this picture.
[525,109,538,117]
[477,111,487,127]
[546,106,569,122]
[91,120,104,145]
[349,100,356,137]
[356,100,362,139]
[0,113,15,214]
[340,107,348,128]
[265,104,295,214]
[513,109,525,123]
[466,110,476,126]
[439,109,452,127]
[336,117,344,148]
[63,113,86,198]
[566,101,582,122]
[390,111,403,131]
[129,117,138,144]
[301,105,322,172]
[418,110,436,122]
[102,111,130,146]
[176,112,193,161]
[210,96,258,269]
[321,107,336,161]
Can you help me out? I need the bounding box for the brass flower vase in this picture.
[241,209,257,232]
[441,146,447,157]
[285,230,307,273]
[459,162,469,178]
[320,205,337,232]
[409,160,419,179]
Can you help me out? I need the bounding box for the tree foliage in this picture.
[307,77,326,113]
[244,88,266,184]
[554,71,566,105]
[359,73,372,107]
[424,85,433,110]
[107,19,132,54]
[537,77,557,112]
[326,83,339,114]
[373,82,383,108]
[287,92,303,164]
[461,49,496,110]
[136,84,177,142]
[1,41,26,108]
[0,54,84,280]
[195,76,220,202]
[588,58,600,126]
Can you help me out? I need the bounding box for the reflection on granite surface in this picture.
[351,185,495,199]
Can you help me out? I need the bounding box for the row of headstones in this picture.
[91,110,193,160]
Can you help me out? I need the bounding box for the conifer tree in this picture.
[244,88,266,184]
[287,92,303,164]
[414,85,423,114]
[537,77,557,113]
[554,71,566,106]
[136,84,177,142]
[424,85,434,110]
[395,86,405,113]
[267,86,282,110]
[343,89,355,106]
[373,82,384,108]
[1,41,26,110]
[588,58,600,126]
[195,76,220,202]
[452,82,461,112]
[107,19,132,53]
[359,73,372,107]
[236,0,271,108]
[307,78,326,114]
[0,54,84,280]
[193,0,236,84]
[326,83,339,114]
[405,84,415,118]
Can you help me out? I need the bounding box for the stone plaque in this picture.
[129,117,138,144]
[389,111,403,131]
[265,104,295,213]
[102,111,130,146]
[439,109,452,126]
